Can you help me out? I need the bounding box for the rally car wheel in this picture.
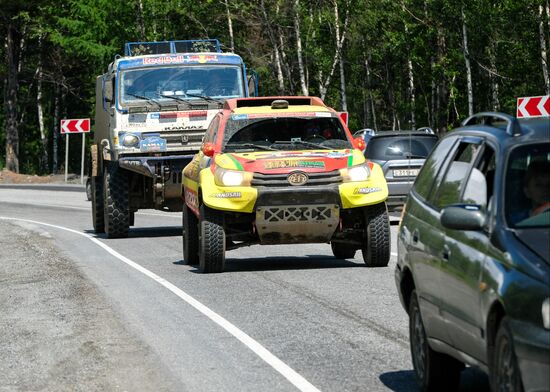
[331,242,356,259]
[361,202,390,267]
[91,176,105,233]
[199,205,225,273]
[183,205,199,265]
[409,290,463,391]
[103,163,130,239]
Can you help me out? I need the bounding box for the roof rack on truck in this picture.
[124,39,222,56]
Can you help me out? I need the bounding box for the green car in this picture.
[395,112,550,391]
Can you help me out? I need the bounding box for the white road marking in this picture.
[0,216,321,392]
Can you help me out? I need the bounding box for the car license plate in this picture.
[393,168,419,177]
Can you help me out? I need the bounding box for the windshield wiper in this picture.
[126,93,162,108]
[271,140,332,150]
[225,143,276,151]
[158,93,189,103]
[184,92,224,104]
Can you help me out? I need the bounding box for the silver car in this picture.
[363,129,438,211]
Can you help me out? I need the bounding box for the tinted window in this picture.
[364,135,437,160]
[413,136,456,200]
[434,142,481,208]
[506,143,550,228]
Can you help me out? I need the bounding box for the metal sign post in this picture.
[61,118,91,183]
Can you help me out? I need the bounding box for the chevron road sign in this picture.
[61,118,90,134]
[516,95,550,118]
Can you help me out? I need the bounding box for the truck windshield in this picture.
[119,65,244,105]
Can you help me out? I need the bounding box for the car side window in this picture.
[413,136,457,201]
[433,141,482,208]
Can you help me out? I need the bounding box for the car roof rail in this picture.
[417,126,434,134]
[462,112,522,136]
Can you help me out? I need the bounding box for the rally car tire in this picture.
[331,242,356,259]
[361,202,390,267]
[103,163,130,239]
[183,205,199,265]
[91,176,105,233]
[199,205,225,273]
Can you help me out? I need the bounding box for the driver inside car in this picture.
[524,160,550,217]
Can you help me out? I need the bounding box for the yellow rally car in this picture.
[182,97,390,273]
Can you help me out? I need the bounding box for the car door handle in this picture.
[412,229,419,244]
[442,245,451,261]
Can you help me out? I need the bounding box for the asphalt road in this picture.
[0,186,490,391]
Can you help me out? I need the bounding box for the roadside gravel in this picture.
[0,221,180,391]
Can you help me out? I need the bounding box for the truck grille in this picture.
[251,170,342,187]
[142,131,204,150]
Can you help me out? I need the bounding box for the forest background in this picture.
[1,0,549,174]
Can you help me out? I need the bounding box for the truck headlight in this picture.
[340,164,370,182]
[121,133,140,148]
[543,298,550,329]
[214,167,252,187]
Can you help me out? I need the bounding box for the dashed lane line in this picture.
[0,216,321,392]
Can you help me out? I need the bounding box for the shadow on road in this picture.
[379,367,490,392]
[85,226,181,238]
[176,255,364,272]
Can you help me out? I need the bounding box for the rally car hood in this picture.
[215,149,366,174]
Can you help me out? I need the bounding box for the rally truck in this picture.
[91,39,256,238]
[182,96,390,273]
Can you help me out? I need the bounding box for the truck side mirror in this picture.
[103,77,113,103]
[247,71,258,97]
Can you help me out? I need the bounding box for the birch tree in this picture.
[462,7,474,117]
[539,4,550,95]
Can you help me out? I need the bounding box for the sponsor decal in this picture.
[210,192,242,199]
[264,160,325,169]
[184,188,199,210]
[139,136,167,152]
[327,152,352,159]
[314,112,332,117]
[184,54,219,63]
[128,113,147,123]
[163,125,203,131]
[143,55,186,65]
[231,114,249,120]
[149,113,160,120]
[248,112,316,119]
[354,187,382,195]
[159,111,208,119]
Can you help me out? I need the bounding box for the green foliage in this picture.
[1,0,548,173]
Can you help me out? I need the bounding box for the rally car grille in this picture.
[260,205,334,222]
[251,170,342,187]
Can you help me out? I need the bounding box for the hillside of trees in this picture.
[1,0,549,174]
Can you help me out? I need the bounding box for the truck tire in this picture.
[331,242,356,259]
[91,176,105,233]
[183,205,199,265]
[103,163,130,238]
[199,205,225,273]
[361,202,390,267]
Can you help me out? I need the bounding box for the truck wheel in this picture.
[183,205,199,265]
[491,317,523,392]
[199,205,225,273]
[409,290,463,391]
[361,202,390,267]
[91,176,105,233]
[331,242,356,259]
[103,163,130,238]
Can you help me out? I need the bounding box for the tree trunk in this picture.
[53,83,60,173]
[364,54,377,130]
[335,1,348,111]
[403,15,416,129]
[260,0,285,93]
[137,0,146,40]
[294,0,308,95]
[462,7,474,117]
[224,0,235,53]
[539,4,550,95]
[5,22,21,173]
[489,41,500,111]
[36,35,48,173]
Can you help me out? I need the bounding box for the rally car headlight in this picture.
[214,167,252,187]
[340,164,370,182]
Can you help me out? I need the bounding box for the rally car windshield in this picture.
[119,65,245,106]
[222,116,352,152]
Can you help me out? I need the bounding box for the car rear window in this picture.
[365,135,438,160]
